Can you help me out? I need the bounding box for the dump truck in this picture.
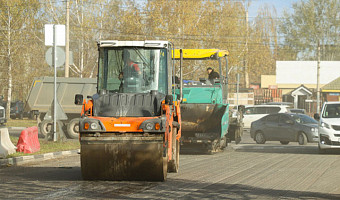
[75,40,181,181]
[173,49,243,153]
[24,77,96,138]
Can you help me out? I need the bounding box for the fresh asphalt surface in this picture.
[1,130,340,199]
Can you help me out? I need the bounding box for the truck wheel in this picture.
[280,141,289,145]
[66,118,80,139]
[168,127,179,173]
[298,132,307,145]
[40,120,53,138]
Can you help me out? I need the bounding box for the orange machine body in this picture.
[80,99,181,161]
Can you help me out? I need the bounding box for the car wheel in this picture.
[255,131,266,144]
[298,132,307,145]
[280,141,289,145]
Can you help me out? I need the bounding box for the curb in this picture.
[0,149,80,167]
[7,127,26,131]
[231,145,317,150]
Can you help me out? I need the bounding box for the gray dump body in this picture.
[25,77,97,114]
[25,77,97,139]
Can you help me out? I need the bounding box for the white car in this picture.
[243,105,290,129]
[315,102,340,153]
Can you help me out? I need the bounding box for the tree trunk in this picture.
[6,6,12,120]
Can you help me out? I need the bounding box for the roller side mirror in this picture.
[75,94,83,105]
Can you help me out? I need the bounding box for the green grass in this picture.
[6,119,38,128]
[7,135,80,159]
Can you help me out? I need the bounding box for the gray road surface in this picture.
[0,132,339,199]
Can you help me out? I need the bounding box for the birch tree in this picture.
[280,0,340,60]
[0,0,41,119]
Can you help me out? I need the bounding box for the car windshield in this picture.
[98,47,168,94]
[290,114,317,124]
[322,104,340,118]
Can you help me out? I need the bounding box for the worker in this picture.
[207,67,219,83]
[120,51,143,92]
[124,51,141,76]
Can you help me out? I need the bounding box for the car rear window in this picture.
[255,107,267,114]
[245,107,254,114]
[266,107,281,114]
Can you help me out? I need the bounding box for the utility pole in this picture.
[316,41,321,114]
[65,0,70,77]
[244,10,249,88]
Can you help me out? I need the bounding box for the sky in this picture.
[248,0,299,18]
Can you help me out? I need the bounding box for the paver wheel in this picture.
[280,141,289,145]
[255,131,266,144]
[298,132,307,145]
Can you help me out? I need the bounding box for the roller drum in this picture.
[80,135,167,181]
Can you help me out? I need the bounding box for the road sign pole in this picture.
[53,25,57,142]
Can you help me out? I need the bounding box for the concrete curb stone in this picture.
[0,149,80,167]
[7,127,26,131]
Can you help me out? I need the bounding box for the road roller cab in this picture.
[75,40,181,181]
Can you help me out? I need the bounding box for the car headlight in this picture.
[311,127,318,132]
[145,122,154,130]
[321,122,331,129]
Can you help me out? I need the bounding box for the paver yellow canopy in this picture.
[172,49,229,60]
